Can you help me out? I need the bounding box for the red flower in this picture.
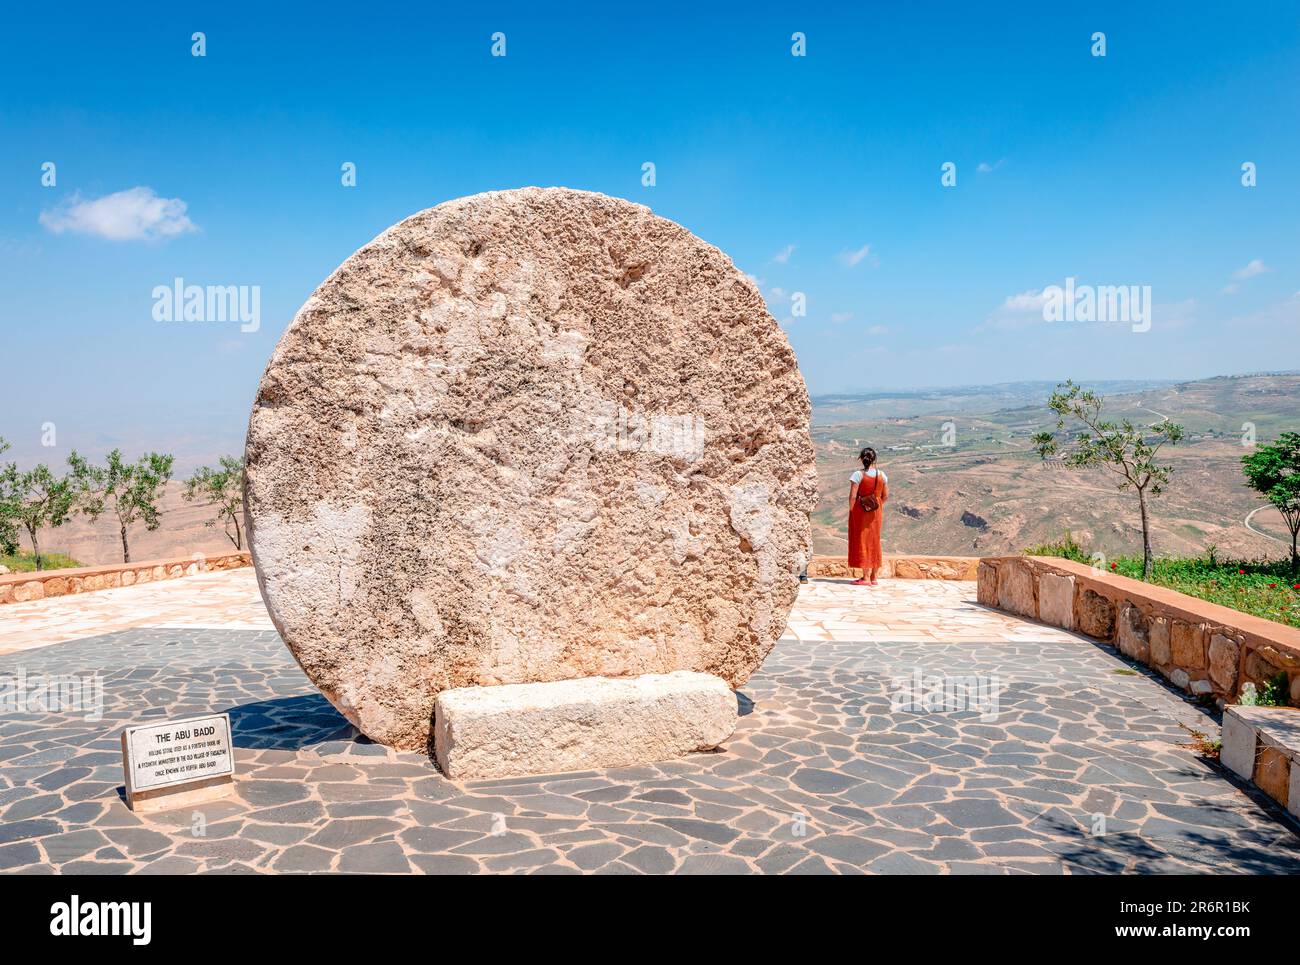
[1269,583,1278,588]
[1238,569,1246,575]
[1111,562,1117,570]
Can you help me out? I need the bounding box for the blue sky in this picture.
[1,2,1297,466]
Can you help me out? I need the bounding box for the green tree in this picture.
[0,460,77,571]
[72,449,174,563]
[0,436,19,556]
[183,456,246,550]
[1241,431,1300,576]
[1032,380,1184,580]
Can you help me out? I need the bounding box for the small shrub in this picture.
[0,551,82,573]
[1258,671,1289,707]
[1023,532,1092,564]
[1179,722,1222,759]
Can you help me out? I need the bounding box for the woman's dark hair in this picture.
[859,447,877,469]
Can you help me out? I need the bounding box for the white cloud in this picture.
[768,286,786,300]
[867,324,889,336]
[40,186,198,241]
[977,159,1005,174]
[1232,258,1270,280]
[978,288,1049,332]
[1000,289,1048,312]
[839,244,872,268]
[771,244,795,264]
[1220,283,1240,295]
[830,312,853,324]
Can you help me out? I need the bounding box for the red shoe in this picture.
[851,578,868,585]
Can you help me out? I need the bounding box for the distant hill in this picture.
[811,372,1299,562]
[19,372,1299,568]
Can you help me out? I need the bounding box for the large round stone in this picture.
[245,188,816,749]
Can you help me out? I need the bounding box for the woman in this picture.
[847,447,888,586]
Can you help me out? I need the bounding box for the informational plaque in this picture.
[120,713,235,812]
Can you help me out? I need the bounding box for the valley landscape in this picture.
[16,372,1299,569]
[811,372,1298,561]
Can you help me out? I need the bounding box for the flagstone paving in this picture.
[1,571,1298,874]
[0,567,273,656]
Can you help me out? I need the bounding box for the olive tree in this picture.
[183,456,246,550]
[0,463,78,570]
[0,437,19,556]
[72,449,174,563]
[1241,431,1300,576]
[1032,380,1183,580]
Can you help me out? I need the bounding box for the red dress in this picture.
[848,470,888,571]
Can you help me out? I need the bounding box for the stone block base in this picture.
[1222,705,1300,820]
[433,671,737,780]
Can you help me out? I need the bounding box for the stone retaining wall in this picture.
[0,552,251,605]
[1221,705,1300,819]
[809,554,977,580]
[978,556,1300,707]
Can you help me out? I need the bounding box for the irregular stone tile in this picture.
[40,828,110,863]
[273,845,335,873]
[338,841,411,873]
[304,818,401,850]
[409,853,481,875]
[651,818,739,846]
[564,842,624,871]
[676,854,753,874]
[103,828,174,856]
[805,834,889,865]
[0,841,41,869]
[398,827,483,853]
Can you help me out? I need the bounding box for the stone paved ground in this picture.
[2,571,1299,874]
[0,568,273,656]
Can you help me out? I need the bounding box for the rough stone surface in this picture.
[433,671,737,779]
[1208,634,1240,693]
[889,557,978,580]
[1075,588,1116,640]
[0,553,250,607]
[1245,649,1285,684]
[12,582,43,603]
[1220,710,1256,780]
[1037,572,1075,630]
[806,555,977,580]
[1254,746,1291,806]
[1150,617,1171,666]
[1290,757,1300,819]
[245,188,816,748]
[1117,603,1149,663]
[1170,621,1206,670]
[996,562,1035,619]
[1256,645,1300,674]
[976,561,997,606]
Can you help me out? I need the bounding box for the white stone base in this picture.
[1220,710,1256,780]
[433,671,738,780]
